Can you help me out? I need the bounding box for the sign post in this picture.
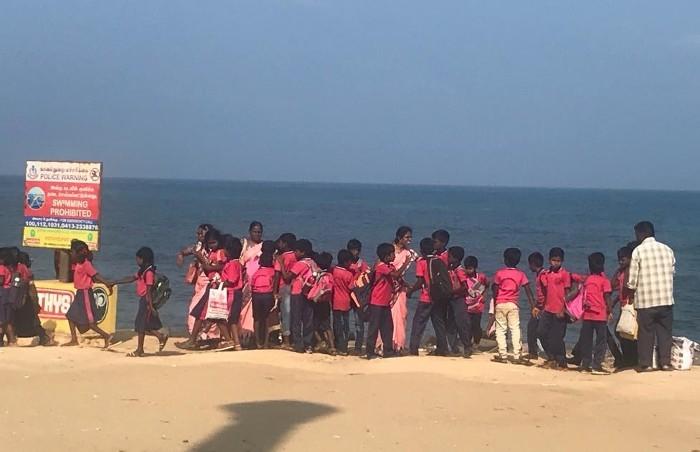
[22,160,103,251]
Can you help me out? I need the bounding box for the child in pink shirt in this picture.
[538,247,573,368]
[347,239,368,355]
[491,248,536,364]
[332,250,355,355]
[578,252,613,374]
[251,241,277,349]
[460,256,489,347]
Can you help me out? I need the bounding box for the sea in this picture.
[1,175,698,343]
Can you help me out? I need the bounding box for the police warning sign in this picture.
[22,161,103,250]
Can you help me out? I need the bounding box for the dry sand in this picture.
[2,335,699,452]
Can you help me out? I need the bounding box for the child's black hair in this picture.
[295,239,313,257]
[431,229,450,245]
[503,248,522,267]
[136,247,155,275]
[448,246,465,262]
[315,252,333,271]
[394,226,413,244]
[277,233,297,250]
[376,243,394,261]
[588,252,605,274]
[204,228,222,249]
[419,238,434,256]
[249,221,263,232]
[198,223,214,233]
[261,240,277,255]
[549,247,565,260]
[18,251,31,268]
[347,239,362,251]
[528,252,544,267]
[259,253,274,267]
[71,239,92,263]
[463,255,479,269]
[337,249,353,267]
[617,246,633,260]
[223,235,243,260]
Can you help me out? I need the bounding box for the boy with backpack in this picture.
[491,248,537,365]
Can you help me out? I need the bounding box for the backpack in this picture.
[307,271,333,303]
[429,257,453,302]
[6,272,28,309]
[299,259,320,297]
[149,271,172,310]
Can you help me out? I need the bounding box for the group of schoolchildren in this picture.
[1,225,639,374]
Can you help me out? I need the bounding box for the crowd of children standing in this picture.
[0,221,641,374]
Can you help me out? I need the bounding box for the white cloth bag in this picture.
[205,284,229,320]
[616,304,638,340]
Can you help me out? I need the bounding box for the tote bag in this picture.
[616,304,638,340]
[205,284,229,320]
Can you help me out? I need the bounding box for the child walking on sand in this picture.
[63,240,114,349]
[114,247,168,357]
[491,248,537,365]
[407,238,438,356]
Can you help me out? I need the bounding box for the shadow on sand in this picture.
[192,400,337,452]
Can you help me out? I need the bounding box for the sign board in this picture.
[22,161,103,250]
[36,280,118,334]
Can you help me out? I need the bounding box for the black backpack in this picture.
[149,270,172,310]
[429,257,453,302]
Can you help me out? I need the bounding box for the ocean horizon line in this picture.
[2,172,699,194]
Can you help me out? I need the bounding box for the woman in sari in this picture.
[176,223,219,341]
[238,222,264,342]
[390,226,416,353]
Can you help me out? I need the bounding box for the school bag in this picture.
[6,271,28,309]
[351,270,374,322]
[307,271,334,303]
[429,257,453,302]
[149,271,172,310]
[299,258,321,297]
[565,284,585,322]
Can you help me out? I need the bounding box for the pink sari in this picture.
[239,240,262,335]
[377,246,413,352]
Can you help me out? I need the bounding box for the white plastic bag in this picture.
[616,304,638,340]
[671,337,697,371]
[205,284,229,320]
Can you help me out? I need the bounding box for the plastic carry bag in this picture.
[616,304,638,340]
[205,284,229,320]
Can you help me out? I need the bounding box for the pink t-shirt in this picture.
[349,259,369,279]
[251,267,275,294]
[457,269,489,313]
[583,274,612,322]
[206,249,228,280]
[534,269,546,307]
[493,267,529,304]
[17,263,33,281]
[73,260,98,290]
[414,258,431,303]
[135,269,155,297]
[331,266,354,312]
[436,250,449,265]
[370,262,395,307]
[614,270,631,307]
[541,268,572,314]
[290,259,314,295]
[274,251,297,288]
[221,260,244,292]
[0,265,11,288]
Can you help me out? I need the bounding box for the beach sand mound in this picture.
[2,334,699,451]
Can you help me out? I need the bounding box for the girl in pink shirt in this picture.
[0,248,19,346]
[222,237,245,350]
[63,240,115,348]
[177,230,235,350]
[114,247,167,357]
[251,241,277,349]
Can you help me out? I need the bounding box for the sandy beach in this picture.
[1,335,698,452]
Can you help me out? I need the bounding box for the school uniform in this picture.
[461,271,489,345]
[366,262,396,358]
[614,270,638,367]
[527,269,546,355]
[409,257,435,354]
[251,267,275,323]
[331,266,354,353]
[221,260,244,325]
[189,249,228,320]
[537,267,572,365]
[493,267,529,358]
[579,274,612,369]
[449,267,473,354]
[65,260,100,332]
[0,265,14,326]
[134,267,162,333]
[275,251,297,338]
[349,259,369,353]
[289,259,315,352]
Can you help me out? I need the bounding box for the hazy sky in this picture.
[1,1,698,190]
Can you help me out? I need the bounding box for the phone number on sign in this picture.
[24,220,99,231]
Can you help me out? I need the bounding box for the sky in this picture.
[1,1,699,190]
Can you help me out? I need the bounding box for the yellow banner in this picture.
[23,228,100,250]
[35,280,117,335]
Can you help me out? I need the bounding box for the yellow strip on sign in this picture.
[22,227,100,250]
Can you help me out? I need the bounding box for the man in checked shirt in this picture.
[626,221,676,372]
